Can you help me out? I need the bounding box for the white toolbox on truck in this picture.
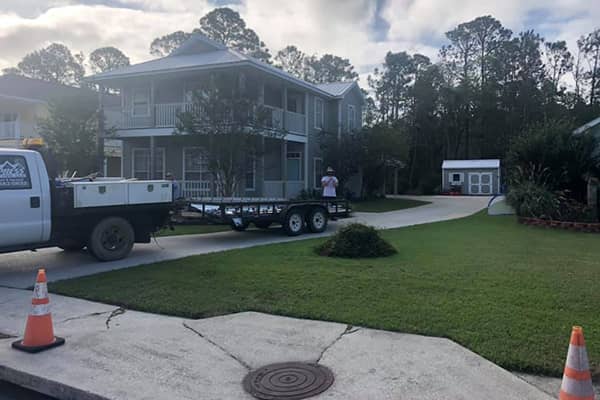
[128,181,172,204]
[70,180,172,208]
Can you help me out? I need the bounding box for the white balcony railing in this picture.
[263,105,283,130]
[0,121,17,139]
[155,103,197,128]
[284,111,306,135]
[182,180,211,199]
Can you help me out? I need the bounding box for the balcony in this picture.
[0,121,17,139]
[106,102,306,136]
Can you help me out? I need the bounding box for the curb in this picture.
[518,217,600,233]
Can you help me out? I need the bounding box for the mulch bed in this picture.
[518,217,600,233]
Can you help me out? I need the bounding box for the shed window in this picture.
[453,173,461,181]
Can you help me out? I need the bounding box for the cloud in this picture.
[0,0,597,85]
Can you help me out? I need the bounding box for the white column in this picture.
[150,79,156,127]
[304,92,309,189]
[282,85,288,132]
[149,136,155,180]
[282,139,287,198]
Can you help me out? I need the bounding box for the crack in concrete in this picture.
[316,324,360,364]
[105,307,126,330]
[61,310,112,323]
[182,322,251,370]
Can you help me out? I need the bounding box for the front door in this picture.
[0,154,44,246]
[469,173,493,195]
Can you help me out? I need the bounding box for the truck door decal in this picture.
[0,155,32,190]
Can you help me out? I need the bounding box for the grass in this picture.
[156,224,230,236]
[351,197,430,212]
[51,212,600,377]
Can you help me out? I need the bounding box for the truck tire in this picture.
[307,207,328,233]
[284,209,305,236]
[230,221,249,232]
[88,217,135,262]
[58,239,86,252]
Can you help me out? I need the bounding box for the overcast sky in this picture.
[0,0,598,83]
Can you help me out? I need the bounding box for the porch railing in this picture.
[284,111,306,135]
[182,180,211,199]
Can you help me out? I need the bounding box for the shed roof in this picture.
[442,159,500,169]
[573,116,600,135]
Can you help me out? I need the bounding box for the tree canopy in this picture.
[89,46,130,73]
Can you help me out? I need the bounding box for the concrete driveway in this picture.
[0,196,489,288]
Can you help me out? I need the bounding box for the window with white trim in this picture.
[131,147,165,179]
[245,155,256,191]
[313,157,323,189]
[0,113,18,139]
[314,98,324,129]
[131,88,150,116]
[183,147,208,181]
[449,172,463,185]
[348,105,356,132]
[286,151,302,181]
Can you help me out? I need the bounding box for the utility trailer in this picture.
[181,197,351,236]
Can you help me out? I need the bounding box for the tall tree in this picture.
[580,29,600,105]
[369,51,415,121]
[196,7,271,62]
[543,40,573,92]
[9,43,85,85]
[274,45,309,80]
[89,46,130,73]
[150,31,192,57]
[305,54,358,83]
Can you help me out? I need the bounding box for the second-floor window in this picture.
[0,113,18,139]
[132,88,150,116]
[348,105,356,132]
[314,98,324,129]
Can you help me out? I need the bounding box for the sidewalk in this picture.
[0,287,551,400]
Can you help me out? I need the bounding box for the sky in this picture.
[0,0,598,84]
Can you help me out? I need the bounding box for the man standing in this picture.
[321,166,338,199]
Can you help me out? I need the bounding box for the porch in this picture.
[120,135,309,199]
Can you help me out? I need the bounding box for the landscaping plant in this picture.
[315,223,397,258]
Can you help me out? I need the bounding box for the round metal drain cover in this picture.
[242,362,334,400]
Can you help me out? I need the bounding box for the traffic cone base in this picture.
[559,326,595,400]
[11,269,65,353]
[12,336,65,353]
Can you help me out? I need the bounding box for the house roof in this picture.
[442,159,500,169]
[88,34,359,100]
[573,116,600,135]
[0,74,120,106]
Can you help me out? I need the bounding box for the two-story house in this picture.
[0,74,122,176]
[89,34,364,198]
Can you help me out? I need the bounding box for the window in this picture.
[0,155,31,190]
[131,148,165,179]
[0,113,18,139]
[245,156,256,191]
[348,105,356,131]
[183,147,208,181]
[313,158,323,189]
[286,152,302,181]
[314,98,324,129]
[449,172,463,185]
[132,88,150,116]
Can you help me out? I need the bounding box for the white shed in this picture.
[441,159,501,195]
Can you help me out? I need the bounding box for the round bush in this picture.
[316,223,397,258]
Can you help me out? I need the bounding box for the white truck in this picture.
[0,148,173,261]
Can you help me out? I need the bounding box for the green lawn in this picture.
[51,212,600,377]
[157,224,230,236]
[351,197,430,212]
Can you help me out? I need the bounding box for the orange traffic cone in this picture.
[12,269,65,353]
[559,326,595,400]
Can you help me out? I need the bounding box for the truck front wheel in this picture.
[88,217,134,261]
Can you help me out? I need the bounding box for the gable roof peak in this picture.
[170,33,227,57]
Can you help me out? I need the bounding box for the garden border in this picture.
[518,217,600,233]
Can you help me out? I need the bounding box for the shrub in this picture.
[316,223,397,258]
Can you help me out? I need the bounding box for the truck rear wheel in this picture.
[88,217,134,262]
[307,207,328,233]
[284,209,305,236]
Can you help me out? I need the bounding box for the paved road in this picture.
[0,381,55,400]
[0,196,489,288]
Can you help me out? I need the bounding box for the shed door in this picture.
[469,173,493,195]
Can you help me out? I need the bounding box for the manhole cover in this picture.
[242,362,334,400]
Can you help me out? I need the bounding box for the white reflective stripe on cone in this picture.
[30,303,50,316]
[566,344,590,370]
[32,282,48,300]
[561,375,594,397]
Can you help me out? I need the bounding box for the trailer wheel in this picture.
[254,221,272,229]
[88,217,134,262]
[307,207,328,233]
[284,209,305,236]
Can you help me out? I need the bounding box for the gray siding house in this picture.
[89,34,364,199]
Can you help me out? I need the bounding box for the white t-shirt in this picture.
[321,175,338,197]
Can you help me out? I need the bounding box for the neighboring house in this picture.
[442,159,501,195]
[88,34,364,199]
[574,116,600,146]
[0,74,122,176]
